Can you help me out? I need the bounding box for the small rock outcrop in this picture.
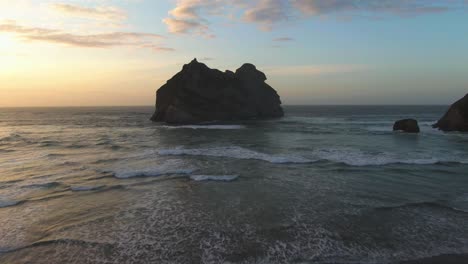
[151,59,284,124]
[393,119,420,133]
[433,94,468,132]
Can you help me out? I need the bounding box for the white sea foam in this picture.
[311,148,446,166]
[162,125,245,130]
[419,121,438,126]
[158,146,313,164]
[71,185,105,191]
[189,175,239,182]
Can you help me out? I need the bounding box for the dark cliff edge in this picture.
[151,59,284,124]
[433,93,468,132]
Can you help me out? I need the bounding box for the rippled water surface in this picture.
[0,106,467,263]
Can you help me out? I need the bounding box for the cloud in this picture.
[273,37,294,42]
[0,22,58,35]
[163,17,206,34]
[242,0,290,31]
[141,44,176,52]
[291,0,453,17]
[164,0,467,35]
[163,0,290,34]
[51,3,127,21]
[163,0,224,37]
[0,21,172,51]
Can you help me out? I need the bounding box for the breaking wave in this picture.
[107,160,196,179]
[157,146,467,166]
[310,148,467,166]
[158,146,314,164]
[189,175,239,182]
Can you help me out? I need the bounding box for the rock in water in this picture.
[393,119,420,133]
[151,59,284,124]
[433,94,468,132]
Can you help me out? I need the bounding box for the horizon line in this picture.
[0,104,450,108]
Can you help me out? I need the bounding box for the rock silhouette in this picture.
[151,59,284,124]
[393,119,420,133]
[433,94,468,132]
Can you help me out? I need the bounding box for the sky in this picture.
[1,0,467,107]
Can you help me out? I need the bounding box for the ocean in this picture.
[0,105,467,264]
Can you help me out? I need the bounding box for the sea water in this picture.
[0,106,467,263]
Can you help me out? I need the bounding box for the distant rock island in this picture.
[151,59,284,124]
[433,93,468,132]
[393,119,420,133]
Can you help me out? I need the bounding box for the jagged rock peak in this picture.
[151,59,283,124]
[235,63,266,81]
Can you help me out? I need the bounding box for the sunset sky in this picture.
[1,0,467,107]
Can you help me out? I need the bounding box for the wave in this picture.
[1,238,113,254]
[190,175,239,182]
[95,139,113,146]
[0,133,26,142]
[310,148,465,166]
[108,145,123,150]
[92,158,121,164]
[455,193,468,202]
[158,146,314,164]
[66,144,88,149]
[0,133,33,147]
[0,199,22,208]
[46,153,66,158]
[71,185,105,191]
[283,116,401,126]
[95,139,124,150]
[113,168,194,179]
[162,124,245,130]
[108,160,196,179]
[157,146,464,166]
[0,179,23,185]
[282,117,348,125]
[365,126,393,132]
[419,121,438,126]
[61,161,81,166]
[21,182,61,189]
[39,140,61,147]
[374,201,468,214]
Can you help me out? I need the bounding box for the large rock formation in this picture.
[393,119,420,133]
[433,94,468,132]
[151,59,284,124]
